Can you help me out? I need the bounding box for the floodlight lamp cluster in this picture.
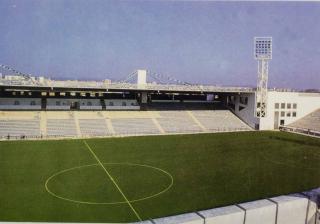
[254,37,272,60]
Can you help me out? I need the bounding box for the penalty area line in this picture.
[83,140,142,221]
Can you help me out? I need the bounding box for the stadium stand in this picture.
[192,110,250,131]
[46,119,77,137]
[0,111,41,138]
[111,118,160,135]
[79,119,109,136]
[0,105,252,139]
[288,109,320,132]
[156,110,203,133]
[281,108,320,137]
[0,119,40,138]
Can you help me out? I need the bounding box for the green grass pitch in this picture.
[1,131,320,222]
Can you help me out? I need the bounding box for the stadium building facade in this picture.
[0,69,319,139]
[231,91,320,130]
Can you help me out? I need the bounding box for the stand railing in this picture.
[279,126,320,138]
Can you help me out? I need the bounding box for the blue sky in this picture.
[0,0,319,89]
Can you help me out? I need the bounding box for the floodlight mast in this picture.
[254,37,272,118]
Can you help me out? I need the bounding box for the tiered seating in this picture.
[111,118,160,135]
[47,119,77,137]
[0,119,40,137]
[156,111,203,133]
[0,107,252,139]
[192,110,250,131]
[79,119,109,136]
[288,109,320,132]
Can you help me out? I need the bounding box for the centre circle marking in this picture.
[45,162,174,205]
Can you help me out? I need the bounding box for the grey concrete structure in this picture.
[238,199,276,224]
[303,189,320,224]
[135,221,154,224]
[152,213,203,224]
[197,205,244,224]
[270,194,309,224]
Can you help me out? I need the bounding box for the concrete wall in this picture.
[198,205,244,224]
[238,199,276,224]
[104,99,139,107]
[270,194,309,224]
[137,69,147,86]
[104,99,140,110]
[135,189,320,224]
[152,213,203,224]
[0,98,41,110]
[303,189,320,224]
[232,93,258,129]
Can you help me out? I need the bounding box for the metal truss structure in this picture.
[254,37,272,118]
[0,65,254,93]
[0,77,254,93]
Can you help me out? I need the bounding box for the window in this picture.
[14,100,20,105]
[287,112,291,117]
[293,103,297,109]
[281,103,285,109]
[30,101,36,105]
[292,112,297,117]
[87,101,92,106]
[280,120,285,125]
[275,103,279,109]
[122,102,127,106]
[56,101,61,106]
[287,103,291,109]
[281,111,285,117]
[109,102,114,106]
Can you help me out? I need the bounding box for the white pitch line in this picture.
[83,140,142,221]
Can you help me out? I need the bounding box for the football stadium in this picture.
[0,35,320,224]
[1,1,320,223]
